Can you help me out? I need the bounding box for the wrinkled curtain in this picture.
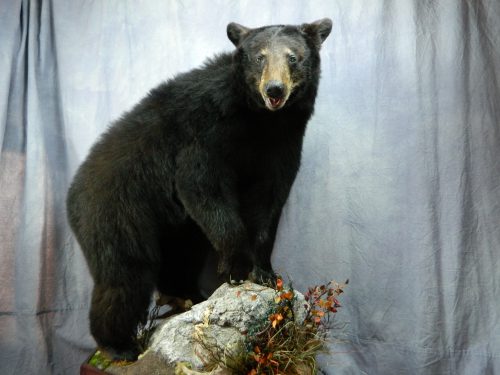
[1,1,499,374]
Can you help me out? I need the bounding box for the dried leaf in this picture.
[269,313,284,329]
[280,291,293,300]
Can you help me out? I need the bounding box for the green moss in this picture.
[88,350,113,370]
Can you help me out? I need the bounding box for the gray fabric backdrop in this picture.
[1,0,499,374]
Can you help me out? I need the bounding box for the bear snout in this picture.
[265,80,285,99]
[264,80,287,110]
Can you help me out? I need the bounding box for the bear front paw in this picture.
[217,256,252,283]
[249,266,278,285]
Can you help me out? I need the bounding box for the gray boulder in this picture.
[150,282,307,369]
[107,281,307,374]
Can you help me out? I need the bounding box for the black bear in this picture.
[67,18,332,360]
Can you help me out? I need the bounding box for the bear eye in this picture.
[255,54,265,64]
[288,54,298,64]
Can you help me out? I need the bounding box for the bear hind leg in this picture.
[89,274,154,361]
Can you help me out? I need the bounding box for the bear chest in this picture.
[230,134,301,188]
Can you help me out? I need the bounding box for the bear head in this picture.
[227,18,332,111]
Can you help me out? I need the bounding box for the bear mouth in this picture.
[264,96,286,111]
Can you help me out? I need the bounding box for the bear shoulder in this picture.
[132,52,240,121]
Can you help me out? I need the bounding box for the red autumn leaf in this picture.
[327,295,341,307]
[280,291,293,300]
[269,313,284,328]
[318,299,332,308]
[254,354,265,364]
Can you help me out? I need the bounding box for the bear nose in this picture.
[265,81,285,99]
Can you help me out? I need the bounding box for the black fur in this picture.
[67,19,332,360]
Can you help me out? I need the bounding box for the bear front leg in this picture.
[247,208,281,284]
[175,147,253,282]
[240,177,294,285]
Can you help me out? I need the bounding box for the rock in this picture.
[107,282,307,374]
[150,282,307,370]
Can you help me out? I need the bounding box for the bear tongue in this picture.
[269,97,282,107]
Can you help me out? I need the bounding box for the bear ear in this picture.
[300,18,333,47]
[227,22,251,46]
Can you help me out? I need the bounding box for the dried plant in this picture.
[191,278,347,375]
